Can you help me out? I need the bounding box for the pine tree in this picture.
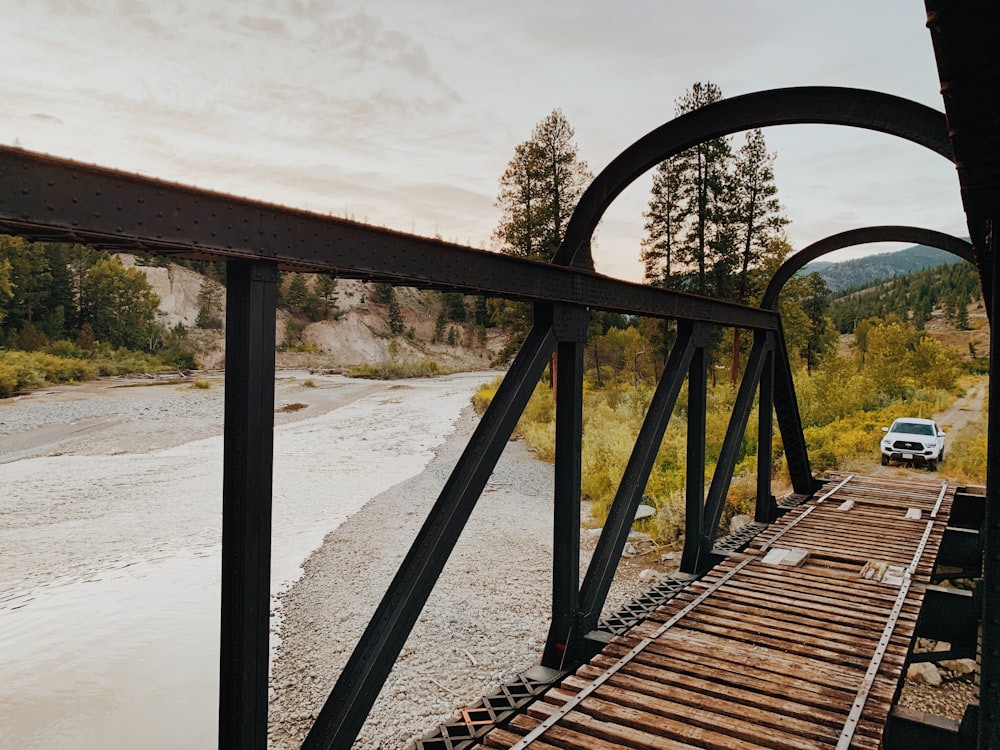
[388,295,404,336]
[314,275,338,318]
[493,108,591,261]
[641,157,685,287]
[490,109,592,358]
[727,128,788,382]
[672,82,732,295]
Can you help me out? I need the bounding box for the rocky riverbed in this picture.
[265,407,656,748]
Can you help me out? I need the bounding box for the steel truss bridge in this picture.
[1,3,998,748]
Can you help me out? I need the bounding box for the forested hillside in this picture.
[0,234,503,396]
[804,244,965,293]
[828,260,984,336]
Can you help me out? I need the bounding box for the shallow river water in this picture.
[0,373,486,749]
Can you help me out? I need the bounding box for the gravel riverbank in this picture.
[266,407,651,749]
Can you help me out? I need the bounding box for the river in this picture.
[0,372,488,749]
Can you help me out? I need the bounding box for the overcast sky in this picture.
[2,1,966,282]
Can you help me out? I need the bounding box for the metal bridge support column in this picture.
[218,260,278,750]
[772,322,817,495]
[543,305,589,669]
[982,220,1000,748]
[566,321,695,657]
[680,323,712,575]
[756,335,778,523]
[698,330,772,567]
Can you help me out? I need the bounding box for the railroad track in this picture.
[473,473,956,750]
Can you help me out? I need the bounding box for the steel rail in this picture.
[931,481,949,519]
[815,474,856,504]
[507,556,755,750]
[836,517,937,750]
[757,506,817,553]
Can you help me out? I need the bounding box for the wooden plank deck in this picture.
[476,473,956,750]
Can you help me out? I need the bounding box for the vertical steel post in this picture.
[698,331,770,564]
[543,305,588,669]
[772,322,816,495]
[756,333,777,523]
[680,324,711,574]
[570,321,695,644]
[980,221,999,748]
[218,260,278,750]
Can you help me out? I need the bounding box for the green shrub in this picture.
[471,376,502,414]
[0,362,17,397]
[346,358,444,379]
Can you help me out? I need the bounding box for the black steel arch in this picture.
[551,87,953,269]
[762,226,975,310]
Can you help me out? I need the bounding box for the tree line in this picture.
[0,235,167,354]
[489,83,833,382]
[828,260,982,333]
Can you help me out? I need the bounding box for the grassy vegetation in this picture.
[473,319,977,546]
[346,358,445,379]
[0,346,181,397]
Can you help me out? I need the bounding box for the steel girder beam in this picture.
[301,306,558,749]
[562,322,697,658]
[761,227,974,311]
[543,306,589,669]
[925,1,1000,318]
[680,324,713,574]
[551,87,952,269]
[219,260,278,750]
[922,13,1000,741]
[0,146,776,331]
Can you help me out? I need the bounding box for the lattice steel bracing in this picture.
[411,669,560,750]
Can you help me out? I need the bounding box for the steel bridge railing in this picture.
[1,79,988,749]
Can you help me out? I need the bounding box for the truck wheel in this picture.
[927,459,938,472]
[880,455,889,466]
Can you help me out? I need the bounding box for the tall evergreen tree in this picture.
[490,109,592,360]
[641,157,685,287]
[727,128,788,381]
[673,82,732,295]
[493,108,592,262]
[642,82,734,294]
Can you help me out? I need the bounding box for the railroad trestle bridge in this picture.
[2,3,999,748]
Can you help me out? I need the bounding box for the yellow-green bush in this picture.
[347,358,444,379]
[471,376,502,415]
[0,362,17,397]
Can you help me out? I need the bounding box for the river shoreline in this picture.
[0,371,496,749]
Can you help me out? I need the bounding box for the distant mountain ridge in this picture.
[803,243,966,293]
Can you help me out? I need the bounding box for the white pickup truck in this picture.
[880,417,946,471]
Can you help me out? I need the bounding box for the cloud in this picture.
[238,15,290,36]
[30,113,64,125]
